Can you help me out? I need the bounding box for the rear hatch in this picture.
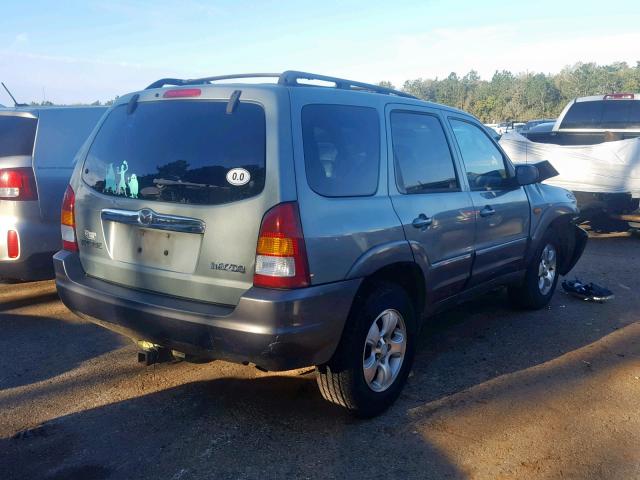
[74,86,292,306]
[0,112,39,260]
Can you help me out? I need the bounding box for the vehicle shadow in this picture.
[2,239,638,479]
[0,291,60,312]
[1,320,637,480]
[580,216,633,235]
[0,312,126,390]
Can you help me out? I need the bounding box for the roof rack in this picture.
[145,71,416,99]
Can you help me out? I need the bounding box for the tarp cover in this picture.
[500,131,640,197]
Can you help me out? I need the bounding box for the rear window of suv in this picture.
[82,100,265,205]
[302,104,380,197]
[560,100,640,129]
[0,116,37,157]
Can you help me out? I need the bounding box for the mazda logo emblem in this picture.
[138,209,154,226]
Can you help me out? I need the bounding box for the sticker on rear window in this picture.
[226,168,250,186]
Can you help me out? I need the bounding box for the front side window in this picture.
[390,111,458,193]
[302,104,380,197]
[82,100,266,205]
[449,118,509,191]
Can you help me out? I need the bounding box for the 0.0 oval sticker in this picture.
[226,168,250,186]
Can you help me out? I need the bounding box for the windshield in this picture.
[560,100,640,129]
[0,115,37,157]
[82,100,266,205]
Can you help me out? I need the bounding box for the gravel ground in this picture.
[1,236,639,480]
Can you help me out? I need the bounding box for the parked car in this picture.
[520,118,556,134]
[54,71,587,416]
[0,106,106,280]
[501,93,640,216]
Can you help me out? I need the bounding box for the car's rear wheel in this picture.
[509,229,561,309]
[315,282,416,417]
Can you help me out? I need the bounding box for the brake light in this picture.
[604,93,634,100]
[0,168,37,200]
[61,185,78,252]
[163,88,201,98]
[7,230,19,259]
[254,202,310,289]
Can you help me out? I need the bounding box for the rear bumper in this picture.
[0,213,59,280]
[54,251,360,371]
[574,191,639,215]
[0,252,55,281]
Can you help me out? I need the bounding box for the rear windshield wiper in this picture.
[153,178,229,189]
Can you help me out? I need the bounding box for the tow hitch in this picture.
[136,341,175,366]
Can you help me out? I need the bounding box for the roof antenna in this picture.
[1,82,27,107]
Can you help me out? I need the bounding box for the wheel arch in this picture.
[349,262,427,325]
[530,212,586,275]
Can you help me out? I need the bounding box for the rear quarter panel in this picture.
[288,89,409,285]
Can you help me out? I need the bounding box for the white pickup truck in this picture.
[500,93,640,216]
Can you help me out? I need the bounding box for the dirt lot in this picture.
[1,236,639,480]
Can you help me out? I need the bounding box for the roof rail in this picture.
[278,71,416,98]
[145,73,281,90]
[145,71,416,99]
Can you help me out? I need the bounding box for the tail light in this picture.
[61,185,78,252]
[163,88,201,98]
[7,230,19,259]
[0,168,37,200]
[604,93,634,100]
[254,202,310,289]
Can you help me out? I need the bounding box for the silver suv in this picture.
[0,106,106,280]
[55,72,587,416]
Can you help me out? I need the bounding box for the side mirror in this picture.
[515,164,539,186]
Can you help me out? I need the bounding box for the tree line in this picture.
[380,62,640,123]
[20,61,640,122]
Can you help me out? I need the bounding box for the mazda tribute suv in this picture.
[54,71,587,417]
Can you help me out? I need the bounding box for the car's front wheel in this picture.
[315,282,416,417]
[509,229,561,309]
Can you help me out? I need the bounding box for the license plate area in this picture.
[105,222,201,273]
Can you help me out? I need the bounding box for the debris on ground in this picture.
[562,279,614,303]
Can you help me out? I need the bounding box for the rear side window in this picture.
[601,100,640,129]
[302,104,380,197]
[561,100,640,129]
[0,116,37,157]
[391,111,458,193]
[82,100,265,205]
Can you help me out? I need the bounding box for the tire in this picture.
[509,229,561,310]
[315,282,416,418]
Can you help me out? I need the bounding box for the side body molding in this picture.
[345,240,415,279]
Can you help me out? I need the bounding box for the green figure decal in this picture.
[128,173,139,198]
[105,163,116,193]
[116,160,128,195]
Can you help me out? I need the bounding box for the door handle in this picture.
[412,213,433,230]
[479,205,496,218]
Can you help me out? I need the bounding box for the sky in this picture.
[1,0,639,104]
